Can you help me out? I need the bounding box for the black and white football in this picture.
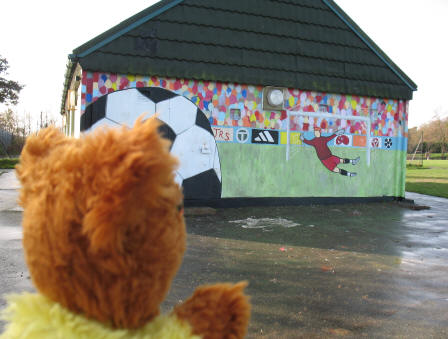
[81,87,221,200]
[384,138,393,149]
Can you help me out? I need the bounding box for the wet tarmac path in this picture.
[1,169,447,338]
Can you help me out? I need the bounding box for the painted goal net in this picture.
[285,110,372,166]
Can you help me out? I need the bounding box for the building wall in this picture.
[218,143,406,198]
[80,71,409,198]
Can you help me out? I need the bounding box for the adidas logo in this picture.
[251,129,279,144]
[255,131,274,143]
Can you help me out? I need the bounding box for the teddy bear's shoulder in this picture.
[1,293,201,339]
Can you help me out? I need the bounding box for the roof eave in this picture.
[60,60,78,115]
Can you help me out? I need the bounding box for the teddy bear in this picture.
[1,117,250,338]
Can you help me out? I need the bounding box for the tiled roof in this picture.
[68,0,416,103]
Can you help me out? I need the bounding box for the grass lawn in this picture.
[406,160,448,198]
[0,158,19,169]
[427,153,447,160]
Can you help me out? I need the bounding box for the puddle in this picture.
[0,226,22,241]
[229,217,301,230]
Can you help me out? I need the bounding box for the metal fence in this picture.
[0,129,13,156]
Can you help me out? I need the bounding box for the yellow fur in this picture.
[0,293,201,339]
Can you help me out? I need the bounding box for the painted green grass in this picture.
[0,158,19,169]
[406,160,448,198]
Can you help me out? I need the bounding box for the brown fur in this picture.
[16,117,250,336]
[17,118,185,328]
[174,282,251,339]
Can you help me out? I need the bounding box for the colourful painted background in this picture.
[80,71,409,198]
[81,72,408,138]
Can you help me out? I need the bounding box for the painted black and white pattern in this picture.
[81,87,221,200]
[384,138,393,149]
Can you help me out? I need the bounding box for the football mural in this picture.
[81,87,222,200]
[81,73,408,139]
[78,74,409,199]
[301,128,360,177]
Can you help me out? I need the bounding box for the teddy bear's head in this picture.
[16,117,185,329]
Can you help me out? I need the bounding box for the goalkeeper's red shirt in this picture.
[302,134,336,160]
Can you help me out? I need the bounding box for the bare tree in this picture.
[407,127,419,153]
[24,112,32,137]
[418,110,448,158]
[433,112,448,158]
[0,108,29,156]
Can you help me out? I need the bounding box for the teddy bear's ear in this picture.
[16,127,70,206]
[19,126,66,159]
[16,127,68,206]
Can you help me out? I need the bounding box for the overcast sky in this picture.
[1,0,446,128]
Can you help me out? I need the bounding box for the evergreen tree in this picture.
[0,55,24,106]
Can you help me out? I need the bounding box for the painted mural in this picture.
[81,87,221,200]
[217,144,406,198]
[301,128,360,177]
[81,72,408,139]
[80,71,409,199]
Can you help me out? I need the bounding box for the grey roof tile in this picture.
[67,0,416,108]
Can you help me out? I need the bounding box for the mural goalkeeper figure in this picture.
[300,127,360,177]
